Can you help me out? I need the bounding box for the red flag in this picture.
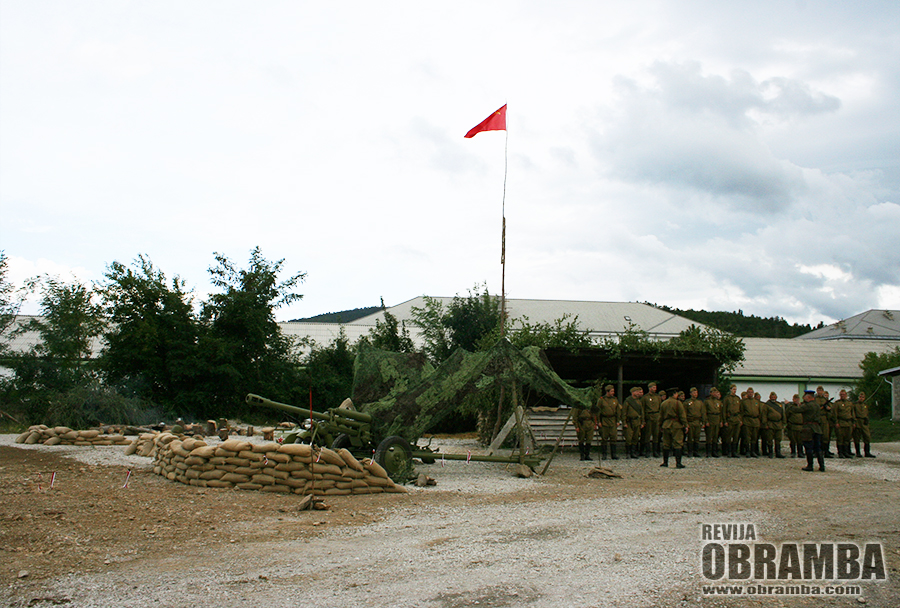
[464,104,506,138]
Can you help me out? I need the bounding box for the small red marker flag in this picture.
[464,104,507,138]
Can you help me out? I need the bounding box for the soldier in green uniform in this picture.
[684,387,705,458]
[622,386,644,459]
[762,392,786,458]
[853,392,876,458]
[796,390,825,472]
[787,394,804,457]
[597,384,622,460]
[659,388,687,468]
[739,387,765,457]
[833,389,856,458]
[641,382,662,458]
[723,385,742,458]
[704,387,724,457]
[572,398,599,461]
[814,387,836,457]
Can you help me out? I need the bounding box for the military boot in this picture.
[692,442,700,458]
[599,445,607,461]
[705,443,711,458]
[865,444,876,458]
[610,444,619,460]
[802,450,814,472]
[817,451,826,472]
[854,441,862,457]
[790,443,796,456]
[585,443,594,461]
[675,449,685,469]
[659,449,669,467]
[775,444,785,458]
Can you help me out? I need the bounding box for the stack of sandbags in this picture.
[150,435,407,496]
[123,432,163,457]
[15,425,132,447]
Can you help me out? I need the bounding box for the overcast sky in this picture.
[2,1,898,326]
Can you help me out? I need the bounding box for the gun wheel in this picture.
[331,434,352,450]
[374,436,412,481]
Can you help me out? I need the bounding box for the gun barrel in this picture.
[246,393,322,418]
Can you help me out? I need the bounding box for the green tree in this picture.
[199,247,306,415]
[0,251,25,356]
[410,295,452,363]
[410,285,501,363]
[301,328,357,412]
[358,298,415,353]
[97,255,202,411]
[506,314,593,351]
[855,346,900,418]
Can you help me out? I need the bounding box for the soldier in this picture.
[815,387,836,457]
[853,392,876,458]
[833,389,856,458]
[572,398,599,461]
[641,382,662,458]
[622,386,645,459]
[739,387,765,458]
[763,391,786,458]
[597,384,622,460]
[723,385,742,458]
[684,387,705,458]
[787,394,804,457]
[797,390,825,472]
[659,388,688,468]
[704,387,724,457]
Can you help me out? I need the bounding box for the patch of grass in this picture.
[870,418,900,442]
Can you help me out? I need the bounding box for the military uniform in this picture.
[684,389,705,457]
[815,392,836,457]
[703,392,724,457]
[659,395,687,468]
[763,397,785,458]
[597,386,622,460]
[853,396,875,458]
[641,384,662,457]
[572,401,599,461]
[622,388,644,459]
[740,393,766,457]
[798,392,825,471]
[723,389,742,457]
[833,395,855,458]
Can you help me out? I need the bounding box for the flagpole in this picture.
[500,125,508,338]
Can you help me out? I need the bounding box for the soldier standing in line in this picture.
[723,385,742,458]
[659,388,688,468]
[684,387,705,458]
[787,394,804,457]
[622,386,645,459]
[763,391,786,458]
[641,382,662,458]
[833,389,856,458]
[597,384,622,461]
[797,390,825,472]
[853,391,876,458]
[740,387,765,458]
[814,387,836,457]
[704,387,724,457]
[572,398,599,461]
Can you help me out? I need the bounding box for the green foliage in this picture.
[507,314,593,351]
[358,299,415,353]
[0,251,25,355]
[654,304,821,338]
[199,247,307,415]
[97,256,202,410]
[43,383,163,429]
[302,329,357,411]
[854,346,900,418]
[411,285,501,363]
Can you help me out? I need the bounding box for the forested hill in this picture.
[289,306,380,323]
[655,305,824,338]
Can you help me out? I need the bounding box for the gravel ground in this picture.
[2,435,899,607]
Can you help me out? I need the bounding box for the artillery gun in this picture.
[246,393,541,481]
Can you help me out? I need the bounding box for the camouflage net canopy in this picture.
[352,339,594,444]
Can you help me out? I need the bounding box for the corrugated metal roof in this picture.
[352,297,707,341]
[795,309,900,340]
[732,338,898,379]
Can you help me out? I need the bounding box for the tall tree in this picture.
[97,256,201,410]
[200,247,306,414]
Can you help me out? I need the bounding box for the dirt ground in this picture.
[2,438,899,607]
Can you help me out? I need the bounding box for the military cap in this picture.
[630,386,641,393]
[804,389,815,394]
[604,384,614,392]
[689,387,698,392]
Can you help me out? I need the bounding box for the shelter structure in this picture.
[878,365,900,422]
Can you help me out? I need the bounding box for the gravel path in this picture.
[3,435,899,607]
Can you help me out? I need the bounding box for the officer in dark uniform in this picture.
[796,390,825,472]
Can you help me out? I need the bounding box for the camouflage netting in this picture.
[352,339,594,444]
[351,343,434,404]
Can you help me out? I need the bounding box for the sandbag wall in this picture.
[150,435,407,495]
[16,425,132,447]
